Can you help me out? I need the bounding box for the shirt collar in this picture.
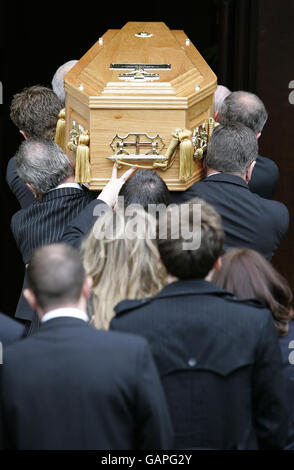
[203,172,248,187]
[41,307,89,324]
[48,182,82,192]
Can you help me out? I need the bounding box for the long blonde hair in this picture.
[82,207,167,329]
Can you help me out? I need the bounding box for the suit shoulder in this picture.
[112,293,272,322]
[11,206,30,233]
[252,188,288,214]
[0,312,24,329]
[0,313,25,345]
[224,296,273,318]
[87,326,148,348]
[6,156,15,179]
[257,155,279,173]
[3,326,149,365]
[261,198,289,226]
[65,324,150,358]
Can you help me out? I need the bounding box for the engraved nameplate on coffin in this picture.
[64,21,217,190]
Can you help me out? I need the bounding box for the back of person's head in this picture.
[118,169,170,210]
[157,197,224,280]
[10,85,63,139]
[82,207,167,329]
[206,122,258,174]
[211,247,294,336]
[15,138,74,196]
[51,60,78,103]
[26,243,86,311]
[218,90,268,134]
[214,84,231,114]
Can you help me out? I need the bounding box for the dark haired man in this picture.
[6,85,63,208]
[62,168,169,248]
[0,243,173,450]
[170,123,288,260]
[119,169,170,210]
[110,198,288,450]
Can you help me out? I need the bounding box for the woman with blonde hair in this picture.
[82,207,167,330]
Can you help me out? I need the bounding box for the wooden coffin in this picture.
[64,22,217,190]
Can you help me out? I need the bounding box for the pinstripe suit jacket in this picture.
[11,186,95,321]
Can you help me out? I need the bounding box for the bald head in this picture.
[218,91,268,134]
[52,60,78,103]
[15,138,74,196]
[26,244,86,311]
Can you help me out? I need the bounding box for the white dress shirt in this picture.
[49,182,83,192]
[41,307,89,323]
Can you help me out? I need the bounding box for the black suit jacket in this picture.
[62,199,108,248]
[110,279,288,450]
[248,154,279,199]
[6,157,35,209]
[0,313,25,347]
[170,173,289,260]
[11,187,95,321]
[0,317,173,450]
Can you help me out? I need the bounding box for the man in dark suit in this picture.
[110,198,289,450]
[215,89,279,199]
[6,85,64,209]
[0,243,173,450]
[170,123,288,260]
[10,138,99,332]
[0,313,25,348]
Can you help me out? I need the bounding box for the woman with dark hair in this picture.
[212,247,294,449]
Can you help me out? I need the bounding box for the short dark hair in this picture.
[206,123,258,173]
[15,138,74,196]
[26,243,86,310]
[118,169,170,210]
[218,91,268,133]
[157,197,224,279]
[10,85,63,139]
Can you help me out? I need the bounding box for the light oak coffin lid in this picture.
[64,22,217,108]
